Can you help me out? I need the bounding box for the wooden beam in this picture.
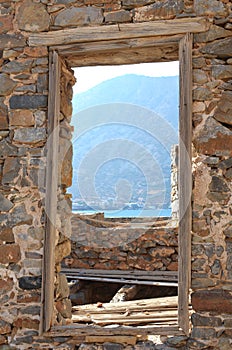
[52,34,182,55]
[67,46,178,67]
[178,33,192,336]
[40,51,60,334]
[28,18,209,47]
[62,267,178,282]
[72,296,179,314]
[47,323,184,337]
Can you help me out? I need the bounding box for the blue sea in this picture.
[72,208,171,218]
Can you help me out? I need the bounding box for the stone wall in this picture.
[0,0,232,349]
[64,215,178,271]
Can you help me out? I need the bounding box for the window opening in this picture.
[62,61,181,327]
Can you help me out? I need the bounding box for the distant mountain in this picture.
[69,74,179,213]
[72,74,179,128]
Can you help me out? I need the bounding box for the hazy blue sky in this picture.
[73,61,179,94]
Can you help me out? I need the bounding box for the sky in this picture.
[73,61,179,94]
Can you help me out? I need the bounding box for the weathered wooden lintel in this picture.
[29,17,209,47]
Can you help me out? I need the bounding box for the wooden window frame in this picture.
[29,18,209,336]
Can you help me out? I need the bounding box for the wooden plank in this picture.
[66,275,178,286]
[72,310,178,325]
[28,18,209,47]
[178,33,192,336]
[67,46,178,67]
[47,324,183,337]
[72,296,178,314]
[52,34,182,55]
[85,335,137,345]
[62,268,178,279]
[40,51,60,334]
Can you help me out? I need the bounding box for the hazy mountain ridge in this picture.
[70,74,179,211]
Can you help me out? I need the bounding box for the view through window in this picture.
[69,62,179,219]
[62,62,181,327]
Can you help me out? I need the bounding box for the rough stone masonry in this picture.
[1,0,232,349]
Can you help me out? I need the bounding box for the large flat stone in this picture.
[209,175,229,192]
[0,15,13,34]
[134,0,184,22]
[54,7,103,27]
[0,193,13,212]
[7,204,33,227]
[0,73,17,96]
[214,91,232,126]
[19,276,42,290]
[2,59,33,74]
[122,0,154,9]
[0,34,26,50]
[192,289,232,313]
[212,65,232,80]
[193,117,232,156]
[201,37,232,58]
[0,244,21,264]
[105,10,131,23]
[194,25,232,43]
[0,116,8,130]
[2,157,21,184]
[13,127,46,144]
[9,110,34,127]
[9,95,48,109]
[16,0,50,32]
[194,0,227,16]
[0,140,18,158]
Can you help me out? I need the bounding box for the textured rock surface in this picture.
[0,74,17,96]
[54,7,103,27]
[16,0,50,32]
[134,0,184,21]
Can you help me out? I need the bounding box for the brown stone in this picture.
[201,37,232,58]
[0,244,21,264]
[214,91,232,126]
[0,73,17,96]
[122,0,154,9]
[0,15,13,34]
[0,320,11,334]
[2,157,20,185]
[55,240,71,263]
[23,46,48,57]
[0,227,14,243]
[194,25,232,43]
[212,65,232,80]
[150,246,175,258]
[16,0,50,32]
[9,110,34,127]
[192,289,232,313]
[0,278,13,293]
[0,34,26,50]
[0,335,7,345]
[134,0,184,22]
[17,291,40,303]
[13,317,39,330]
[194,0,227,16]
[193,87,212,101]
[54,7,103,27]
[105,10,131,23]
[167,261,178,271]
[0,115,8,130]
[193,117,232,156]
[55,298,72,318]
